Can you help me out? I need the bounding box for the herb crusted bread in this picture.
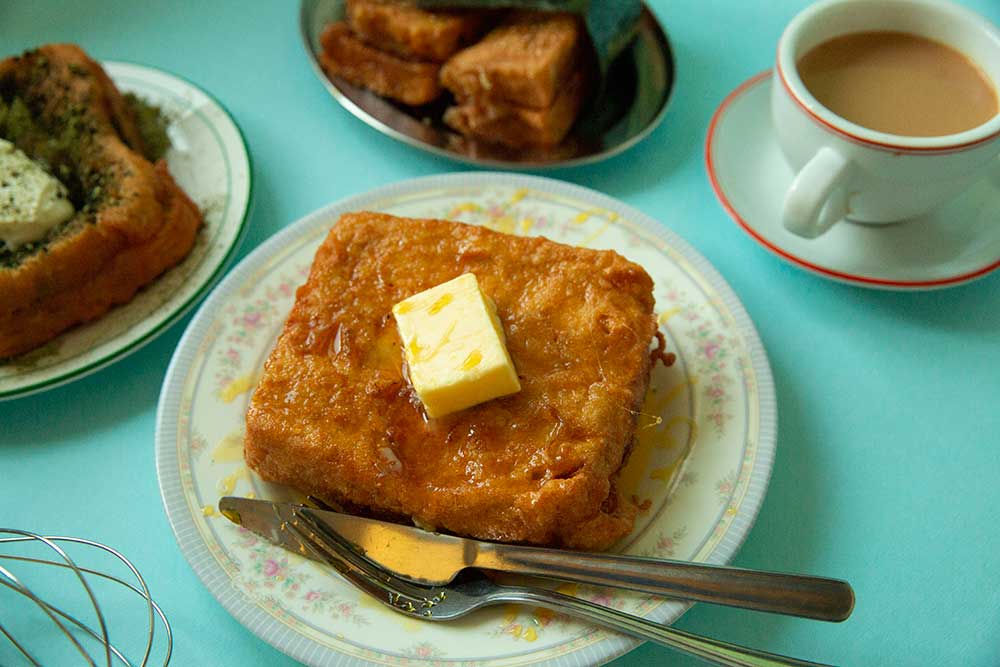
[0,44,202,358]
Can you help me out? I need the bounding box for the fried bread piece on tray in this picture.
[318,22,442,106]
[444,68,588,147]
[346,0,490,63]
[440,11,582,109]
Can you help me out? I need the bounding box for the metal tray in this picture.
[300,0,675,168]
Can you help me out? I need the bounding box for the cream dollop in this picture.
[0,138,75,250]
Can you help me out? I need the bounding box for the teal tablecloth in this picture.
[3,2,999,665]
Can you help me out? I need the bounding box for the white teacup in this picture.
[772,0,1000,239]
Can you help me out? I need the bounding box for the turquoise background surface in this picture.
[2,1,999,665]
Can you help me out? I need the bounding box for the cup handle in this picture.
[782,147,851,239]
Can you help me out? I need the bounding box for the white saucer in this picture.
[706,71,1000,290]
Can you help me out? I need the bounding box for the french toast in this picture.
[245,212,661,550]
[444,68,588,147]
[318,22,442,106]
[345,0,490,63]
[0,44,201,358]
[440,11,582,109]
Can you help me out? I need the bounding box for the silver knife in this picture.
[219,496,854,622]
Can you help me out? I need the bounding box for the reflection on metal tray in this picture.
[299,0,675,168]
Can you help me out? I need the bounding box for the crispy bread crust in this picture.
[245,212,658,550]
[345,0,488,63]
[0,44,202,358]
[319,22,442,106]
[444,68,587,147]
[440,12,582,109]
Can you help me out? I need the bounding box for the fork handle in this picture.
[511,587,835,667]
[478,544,854,622]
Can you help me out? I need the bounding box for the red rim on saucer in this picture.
[705,71,1000,289]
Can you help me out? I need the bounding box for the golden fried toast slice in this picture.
[346,0,490,63]
[245,212,660,550]
[318,22,442,106]
[0,44,201,358]
[440,11,582,109]
[444,68,587,146]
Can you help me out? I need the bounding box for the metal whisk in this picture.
[0,529,172,666]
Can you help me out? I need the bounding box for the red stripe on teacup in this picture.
[775,58,1000,156]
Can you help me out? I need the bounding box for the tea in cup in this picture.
[772,0,1000,239]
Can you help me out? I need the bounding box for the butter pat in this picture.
[0,139,75,250]
[393,273,521,418]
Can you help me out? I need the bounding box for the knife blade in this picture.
[219,496,854,622]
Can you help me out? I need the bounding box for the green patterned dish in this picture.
[156,173,776,667]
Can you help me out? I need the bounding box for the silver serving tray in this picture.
[299,0,675,168]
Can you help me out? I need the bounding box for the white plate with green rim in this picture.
[0,61,252,401]
[156,173,776,667]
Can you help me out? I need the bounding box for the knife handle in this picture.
[477,545,854,622]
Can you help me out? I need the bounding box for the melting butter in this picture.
[212,432,245,463]
[219,373,258,403]
[461,349,483,371]
[392,273,520,418]
[217,467,247,495]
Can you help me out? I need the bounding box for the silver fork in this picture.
[289,511,835,667]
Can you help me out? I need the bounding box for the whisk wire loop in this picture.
[0,530,172,667]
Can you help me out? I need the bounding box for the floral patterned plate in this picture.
[0,61,252,401]
[156,173,776,667]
